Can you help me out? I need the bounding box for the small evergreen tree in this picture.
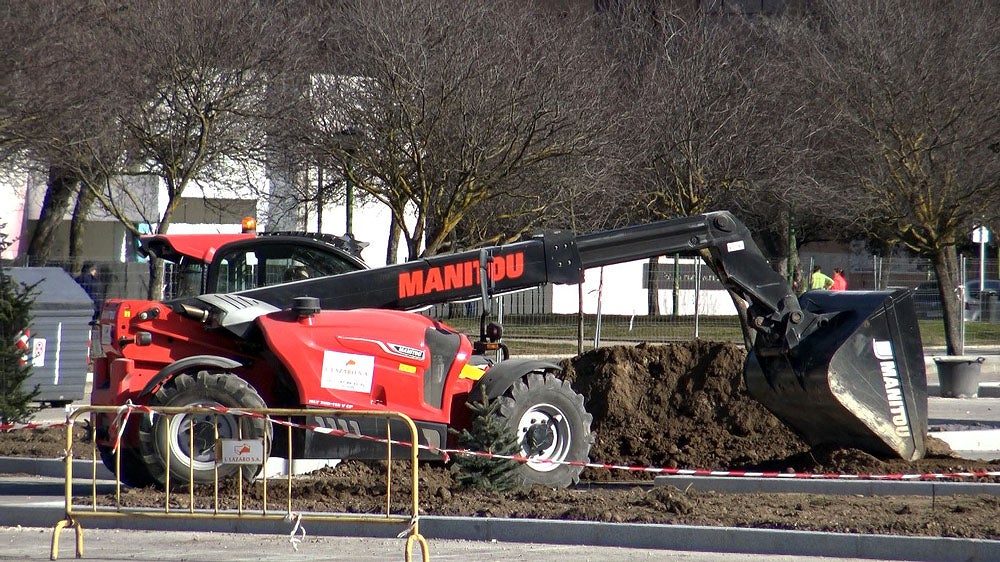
[449,386,521,491]
[0,227,40,424]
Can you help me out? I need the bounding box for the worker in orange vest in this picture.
[831,268,848,291]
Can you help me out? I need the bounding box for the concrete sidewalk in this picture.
[7,521,978,562]
[921,351,1000,458]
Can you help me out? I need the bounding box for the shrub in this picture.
[449,386,521,492]
[0,228,39,424]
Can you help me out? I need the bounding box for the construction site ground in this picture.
[1,341,999,561]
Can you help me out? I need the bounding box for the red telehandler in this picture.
[90,212,927,489]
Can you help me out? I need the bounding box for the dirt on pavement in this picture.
[2,341,999,539]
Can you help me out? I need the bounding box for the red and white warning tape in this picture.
[461,454,1000,481]
[5,403,1000,482]
[15,329,30,366]
[0,420,69,432]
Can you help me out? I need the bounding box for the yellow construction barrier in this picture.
[51,405,429,561]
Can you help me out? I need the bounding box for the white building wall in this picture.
[0,168,32,259]
[551,257,738,316]
[315,200,411,267]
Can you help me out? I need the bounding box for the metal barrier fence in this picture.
[51,406,429,561]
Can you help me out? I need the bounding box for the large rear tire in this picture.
[138,371,270,487]
[492,371,593,488]
[97,444,156,488]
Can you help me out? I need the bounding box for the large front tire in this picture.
[138,371,270,487]
[492,372,593,488]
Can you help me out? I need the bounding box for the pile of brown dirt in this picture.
[562,341,985,478]
[0,340,988,477]
[561,341,809,478]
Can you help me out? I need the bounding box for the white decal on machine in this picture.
[389,343,425,360]
[339,336,426,361]
[321,350,375,393]
[872,340,911,437]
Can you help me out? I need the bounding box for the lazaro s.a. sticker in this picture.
[321,350,375,393]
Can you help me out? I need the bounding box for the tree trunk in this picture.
[386,215,401,265]
[69,183,98,274]
[932,246,964,356]
[755,219,790,276]
[646,257,660,316]
[26,166,79,265]
[147,257,165,301]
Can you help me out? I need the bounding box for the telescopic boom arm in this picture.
[240,211,812,352]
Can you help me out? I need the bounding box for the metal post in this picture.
[345,159,354,237]
[980,232,986,309]
[495,297,504,363]
[960,255,967,350]
[316,166,324,231]
[593,267,604,349]
[694,258,701,339]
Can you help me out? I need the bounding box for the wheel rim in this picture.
[166,402,240,471]
[516,403,572,472]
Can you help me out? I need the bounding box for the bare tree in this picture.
[593,6,805,317]
[731,12,871,284]
[8,1,317,296]
[1,2,116,266]
[0,1,78,162]
[305,0,613,261]
[797,0,1000,355]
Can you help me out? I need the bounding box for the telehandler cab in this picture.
[90,211,927,489]
[138,217,369,301]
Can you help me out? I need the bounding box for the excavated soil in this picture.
[2,341,999,539]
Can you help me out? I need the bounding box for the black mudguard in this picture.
[138,355,244,399]
[471,358,564,401]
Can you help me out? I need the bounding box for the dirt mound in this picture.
[0,340,970,478]
[559,340,989,479]
[561,341,809,478]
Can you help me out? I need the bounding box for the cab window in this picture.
[210,243,363,293]
[215,250,259,292]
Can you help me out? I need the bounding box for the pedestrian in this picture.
[831,268,848,291]
[75,262,104,320]
[809,265,834,291]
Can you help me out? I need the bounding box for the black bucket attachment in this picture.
[745,289,928,461]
